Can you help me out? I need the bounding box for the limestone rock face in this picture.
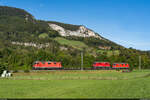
[48,23,102,39]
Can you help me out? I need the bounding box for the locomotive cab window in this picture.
[35,62,39,64]
[48,62,51,64]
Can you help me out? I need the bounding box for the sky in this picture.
[0,0,150,51]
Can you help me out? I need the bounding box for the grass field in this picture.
[54,37,88,50]
[0,70,150,98]
[96,50,120,57]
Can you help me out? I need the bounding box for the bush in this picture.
[24,69,30,73]
[129,67,133,72]
[13,70,18,73]
[0,63,6,74]
[116,69,120,71]
[38,33,49,39]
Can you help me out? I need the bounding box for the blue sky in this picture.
[0,0,150,50]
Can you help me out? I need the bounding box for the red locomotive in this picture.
[112,63,129,69]
[92,62,111,69]
[32,61,62,70]
[92,62,130,69]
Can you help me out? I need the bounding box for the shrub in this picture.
[0,63,6,74]
[129,67,133,72]
[13,70,18,73]
[24,69,30,73]
[38,33,49,39]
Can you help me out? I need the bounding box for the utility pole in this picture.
[139,56,141,70]
[81,51,83,70]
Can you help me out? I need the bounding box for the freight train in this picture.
[32,61,130,70]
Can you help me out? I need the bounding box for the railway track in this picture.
[10,68,130,73]
[32,67,112,70]
[31,67,129,71]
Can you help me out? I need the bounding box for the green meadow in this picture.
[54,37,88,50]
[0,70,150,98]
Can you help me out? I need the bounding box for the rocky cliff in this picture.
[48,23,102,39]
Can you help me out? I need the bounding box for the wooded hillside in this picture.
[0,6,150,73]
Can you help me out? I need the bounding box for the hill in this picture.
[0,6,150,72]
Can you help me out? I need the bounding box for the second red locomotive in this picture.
[92,62,130,69]
[92,62,111,69]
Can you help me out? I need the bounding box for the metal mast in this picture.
[139,56,141,70]
[81,51,83,70]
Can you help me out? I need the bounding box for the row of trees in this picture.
[0,43,150,71]
[63,36,124,50]
[48,21,80,31]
